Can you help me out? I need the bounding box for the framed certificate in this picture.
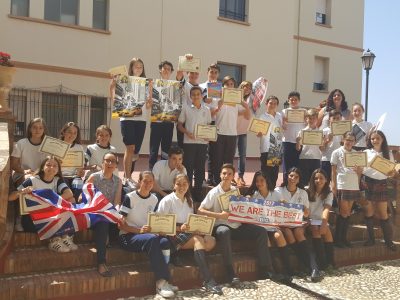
[301,130,323,146]
[331,121,352,136]
[19,194,29,215]
[147,213,176,236]
[247,118,271,135]
[370,155,396,176]
[61,151,84,168]
[108,65,128,77]
[39,136,71,159]
[222,88,243,105]
[178,56,201,72]
[218,189,240,211]
[287,109,305,123]
[186,214,215,235]
[195,124,217,141]
[207,82,222,99]
[344,152,367,167]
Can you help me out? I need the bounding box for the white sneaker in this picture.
[62,235,78,251]
[156,280,175,298]
[49,237,70,253]
[168,283,179,292]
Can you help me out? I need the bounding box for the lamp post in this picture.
[361,49,376,121]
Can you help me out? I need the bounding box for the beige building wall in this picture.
[0,0,364,157]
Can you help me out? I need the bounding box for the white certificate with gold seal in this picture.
[186,214,215,235]
[370,155,396,176]
[286,109,306,123]
[61,150,84,168]
[331,120,352,136]
[301,130,323,146]
[218,189,241,212]
[147,213,176,236]
[178,56,201,72]
[247,118,271,135]
[344,152,367,167]
[195,124,217,141]
[39,136,70,159]
[222,88,243,105]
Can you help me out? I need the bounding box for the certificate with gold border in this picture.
[370,155,396,176]
[195,124,217,141]
[331,120,352,136]
[148,213,176,236]
[19,194,29,215]
[61,151,84,168]
[222,88,243,105]
[247,118,271,135]
[39,136,71,159]
[344,152,367,167]
[301,130,323,145]
[178,56,201,72]
[218,189,240,212]
[108,65,128,77]
[186,214,215,235]
[287,109,306,123]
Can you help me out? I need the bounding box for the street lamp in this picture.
[361,49,376,121]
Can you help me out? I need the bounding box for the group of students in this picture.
[6,56,399,298]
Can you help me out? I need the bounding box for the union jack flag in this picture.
[27,183,121,240]
[250,77,268,113]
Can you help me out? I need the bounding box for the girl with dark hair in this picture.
[246,171,293,282]
[318,89,351,129]
[275,167,321,281]
[362,130,397,251]
[307,169,335,270]
[157,174,221,295]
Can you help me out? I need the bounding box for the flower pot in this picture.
[0,65,16,111]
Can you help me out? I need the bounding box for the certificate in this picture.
[218,189,240,211]
[344,152,367,167]
[370,155,396,176]
[207,82,222,99]
[247,118,271,135]
[39,136,70,159]
[222,88,243,105]
[331,120,352,136]
[287,109,305,123]
[178,56,201,72]
[108,65,128,77]
[301,130,323,146]
[19,194,29,215]
[186,214,215,235]
[147,213,176,236]
[61,151,84,168]
[195,124,217,141]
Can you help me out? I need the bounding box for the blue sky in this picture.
[363,1,400,145]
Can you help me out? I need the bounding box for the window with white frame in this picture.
[313,56,329,91]
[217,62,245,86]
[93,0,108,30]
[10,0,29,17]
[44,0,79,25]
[219,0,247,22]
[316,0,331,26]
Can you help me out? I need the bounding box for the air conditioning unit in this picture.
[313,82,325,91]
[316,12,326,24]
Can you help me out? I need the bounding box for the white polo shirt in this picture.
[275,186,309,209]
[309,192,333,220]
[259,111,283,153]
[252,190,281,202]
[152,159,187,191]
[363,149,394,180]
[215,104,241,136]
[199,184,241,229]
[11,138,47,172]
[321,127,341,162]
[157,192,194,224]
[178,103,211,144]
[330,146,360,190]
[298,127,322,160]
[281,108,306,143]
[119,191,158,233]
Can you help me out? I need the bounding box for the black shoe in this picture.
[230,276,241,286]
[203,280,223,295]
[310,269,322,282]
[386,242,397,252]
[364,239,375,246]
[170,254,184,267]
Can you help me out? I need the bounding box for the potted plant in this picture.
[0,52,16,112]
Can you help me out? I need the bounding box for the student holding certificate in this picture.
[306,169,335,271]
[258,95,283,186]
[331,132,362,248]
[318,89,351,129]
[362,130,397,251]
[119,171,177,298]
[177,86,212,202]
[351,103,373,151]
[157,174,222,295]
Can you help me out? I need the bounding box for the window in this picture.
[219,0,247,22]
[315,0,331,25]
[93,0,108,30]
[217,62,245,86]
[8,89,28,139]
[313,56,329,92]
[10,0,29,17]
[44,0,79,25]
[90,97,108,141]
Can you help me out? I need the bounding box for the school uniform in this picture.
[120,102,148,154]
[85,143,117,178]
[178,103,211,200]
[259,111,283,186]
[320,107,351,129]
[275,186,309,209]
[281,108,306,183]
[119,191,171,281]
[352,120,373,151]
[309,192,333,221]
[321,127,341,182]
[297,127,322,187]
[152,159,187,192]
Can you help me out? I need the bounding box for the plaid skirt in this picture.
[362,176,388,202]
[338,190,362,202]
[168,232,193,251]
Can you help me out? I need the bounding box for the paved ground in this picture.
[119,259,400,300]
